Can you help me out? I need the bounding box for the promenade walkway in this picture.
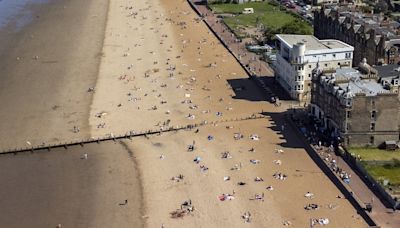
[334,152,400,227]
[189,0,274,78]
[290,110,400,228]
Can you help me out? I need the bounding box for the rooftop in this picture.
[322,6,400,40]
[276,34,353,51]
[333,68,390,96]
[374,64,400,78]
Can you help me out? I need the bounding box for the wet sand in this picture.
[0,0,108,149]
[0,142,143,228]
[0,0,144,227]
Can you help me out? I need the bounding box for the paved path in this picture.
[332,153,400,228]
[189,0,273,77]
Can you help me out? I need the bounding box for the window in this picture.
[308,74,311,78]
[309,65,312,69]
[369,136,374,144]
[346,123,351,131]
[325,63,328,67]
[346,99,352,107]
[338,62,341,66]
[370,123,375,131]
[333,54,336,58]
[371,100,375,107]
[346,111,351,118]
[345,53,352,59]
[371,111,376,120]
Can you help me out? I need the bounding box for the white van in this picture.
[242,8,254,14]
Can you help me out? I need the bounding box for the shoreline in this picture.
[0,0,108,149]
[0,0,146,227]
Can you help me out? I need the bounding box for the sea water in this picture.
[0,0,49,30]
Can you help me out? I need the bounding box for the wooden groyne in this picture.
[0,114,267,155]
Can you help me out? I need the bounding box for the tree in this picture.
[280,20,312,35]
[374,1,389,14]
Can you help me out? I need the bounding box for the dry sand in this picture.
[0,0,369,227]
[88,0,368,227]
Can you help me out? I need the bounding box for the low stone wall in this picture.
[341,148,400,210]
[286,114,379,227]
[186,0,254,77]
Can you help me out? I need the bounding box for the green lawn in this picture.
[349,148,400,161]
[209,2,312,37]
[362,163,400,186]
[351,147,400,192]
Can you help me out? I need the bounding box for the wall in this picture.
[347,94,400,146]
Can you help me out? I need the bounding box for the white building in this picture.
[274,34,354,102]
[313,0,339,5]
[235,0,263,3]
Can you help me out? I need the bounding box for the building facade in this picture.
[310,67,400,147]
[274,34,353,102]
[314,6,400,66]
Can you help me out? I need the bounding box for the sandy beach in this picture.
[83,0,367,226]
[0,0,370,227]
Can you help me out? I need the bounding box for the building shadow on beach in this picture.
[260,110,379,226]
[227,76,292,104]
[260,111,305,149]
[258,76,292,101]
[227,78,270,102]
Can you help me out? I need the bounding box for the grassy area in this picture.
[362,162,400,186]
[209,2,312,38]
[210,2,280,14]
[351,147,400,194]
[349,147,400,161]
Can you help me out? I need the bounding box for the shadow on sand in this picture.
[260,110,378,226]
[227,78,270,102]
